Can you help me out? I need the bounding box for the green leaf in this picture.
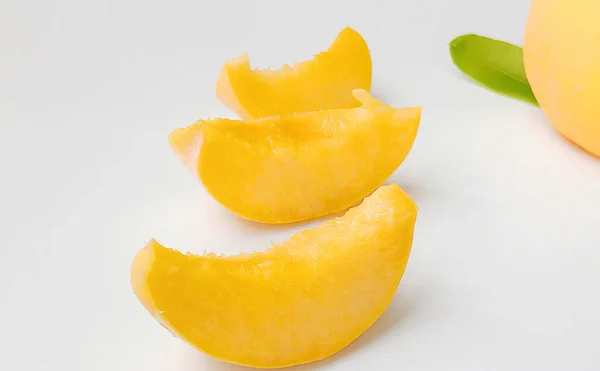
[449,34,538,106]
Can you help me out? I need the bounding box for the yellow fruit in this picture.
[523,0,600,156]
[130,183,418,368]
[216,27,372,119]
[169,90,422,224]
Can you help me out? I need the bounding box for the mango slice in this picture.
[216,27,372,119]
[169,90,422,224]
[130,184,418,368]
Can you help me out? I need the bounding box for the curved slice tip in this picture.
[335,26,366,45]
[351,89,378,106]
[216,53,252,119]
[375,183,419,213]
[130,239,158,311]
[391,104,424,124]
[168,122,205,175]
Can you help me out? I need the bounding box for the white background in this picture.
[2,0,600,370]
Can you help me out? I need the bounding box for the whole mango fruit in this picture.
[524,0,600,156]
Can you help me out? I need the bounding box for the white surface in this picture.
[2,0,600,370]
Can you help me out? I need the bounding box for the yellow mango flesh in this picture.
[524,0,600,156]
[216,27,372,119]
[169,90,422,224]
[130,184,417,368]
